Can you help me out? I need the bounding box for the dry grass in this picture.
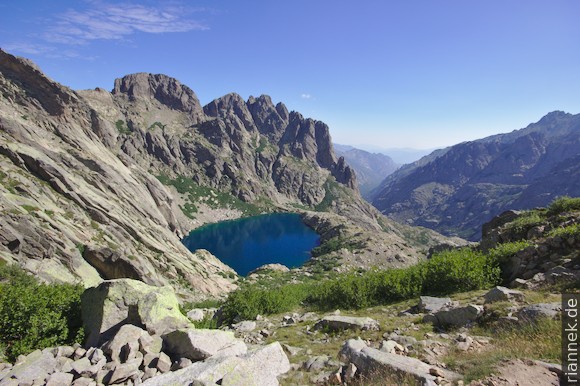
[444,317,561,382]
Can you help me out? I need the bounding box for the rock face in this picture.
[371,111,580,240]
[0,49,452,290]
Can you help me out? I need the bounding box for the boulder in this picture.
[101,324,149,364]
[0,349,57,385]
[418,296,452,314]
[483,286,525,304]
[233,320,256,332]
[221,342,290,386]
[339,339,462,385]
[518,303,562,321]
[424,304,483,327]
[46,371,74,386]
[162,328,247,361]
[81,279,192,347]
[313,315,380,332]
[141,342,289,386]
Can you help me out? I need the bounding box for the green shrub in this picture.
[548,223,580,238]
[221,282,312,323]
[422,248,500,295]
[0,266,84,362]
[547,196,580,216]
[115,120,132,135]
[504,211,543,236]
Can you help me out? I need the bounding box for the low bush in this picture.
[0,265,84,362]
[547,196,580,216]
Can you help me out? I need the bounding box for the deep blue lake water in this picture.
[182,213,320,276]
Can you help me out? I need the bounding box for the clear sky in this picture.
[1,0,579,149]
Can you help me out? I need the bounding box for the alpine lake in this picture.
[182,213,320,276]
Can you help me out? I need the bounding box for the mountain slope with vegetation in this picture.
[371,111,580,240]
[0,50,455,299]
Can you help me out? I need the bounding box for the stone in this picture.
[56,346,75,358]
[379,340,400,354]
[138,333,162,355]
[102,325,149,364]
[313,315,380,332]
[233,320,256,332]
[86,347,105,365]
[186,308,206,322]
[81,279,192,347]
[73,347,87,360]
[72,378,97,386]
[483,286,525,303]
[425,304,483,327]
[162,328,247,361]
[46,371,74,386]
[155,352,172,374]
[220,342,290,386]
[1,349,57,386]
[340,340,462,385]
[281,344,302,357]
[418,296,452,314]
[170,358,193,371]
[71,357,102,378]
[343,363,357,380]
[518,303,562,320]
[302,355,331,372]
[108,357,142,384]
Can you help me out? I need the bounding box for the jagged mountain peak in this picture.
[112,72,204,119]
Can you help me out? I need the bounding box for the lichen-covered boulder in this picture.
[162,329,247,361]
[81,279,192,347]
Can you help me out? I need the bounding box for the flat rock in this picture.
[142,342,289,386]
[484,286,525,304]
[340,339,462,385]
[313,315,380,332]
[418,296,452,313]
[162,328,247,361]
[424,304,483,327]
[518,303,562,321]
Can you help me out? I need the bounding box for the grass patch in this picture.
[548,223,580,238]
[115,119,132,135]
[311,236,365,257]
[156,174,269,218]
[148,121,166,131]
[504,211,544,236]
[21,205,39,213]
[255,137,268,153]
[445,318,560,382]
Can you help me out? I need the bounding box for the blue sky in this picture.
[1,1,579,149]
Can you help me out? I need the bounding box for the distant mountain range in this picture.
[334,144,399,198]
[370,111,580,241]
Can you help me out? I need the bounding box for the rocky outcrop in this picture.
[372,111,580,240]
[81,279,192,347]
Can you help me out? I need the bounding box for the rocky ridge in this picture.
[371,111,580,240]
